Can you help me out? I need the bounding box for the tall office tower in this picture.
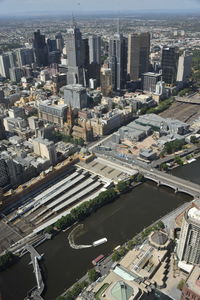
[88,35,101,64]
[100,67,113,97]
[9,67,24,83]
[47,39,57,52]
[0,54,11,78]
[139,33,150,75]
[7,51,17,68]
[177,51,192,85]
[0,116,6,140]
[82,38,89,68]
[109,33,127,91]
[55,32,64,52]
[127,34,140,81]
[15,48,34,67]
[66,24,85,85]
[161,46,179,86]
[177,206,200,265]
[33,30,48,67]
[48,51,61,65]
[142,72,162,93]
[0,158,9,188]
[0,90,5,104]
[127,32,150,81]
[108,56,117,90]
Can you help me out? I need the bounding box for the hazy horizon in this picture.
[1,0,200,16]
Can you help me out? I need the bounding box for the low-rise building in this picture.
[38,102,67,126]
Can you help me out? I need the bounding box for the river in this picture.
[0,178,192,300]
[172,157,200,184]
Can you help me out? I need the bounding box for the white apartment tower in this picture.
[177,206,200,265]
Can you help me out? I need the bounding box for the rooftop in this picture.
[142,72,162,77]
[63,84,86,92]
[188,207,200,222]
[185,265,200,296]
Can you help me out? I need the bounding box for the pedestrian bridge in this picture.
[24,244,44,300]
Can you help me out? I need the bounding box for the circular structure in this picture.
[149,230,169,249]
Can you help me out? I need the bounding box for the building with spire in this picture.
[66,18,85,85]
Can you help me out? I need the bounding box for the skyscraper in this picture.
[127,32,150,81]
[161,47,179,86]
[66,24,85,85]
[55,32,64,52]
[177,205,200,265]
[7,51,17,68]
[0,54,11,78]
[88,35,101,64]
[177,51,192,85]
[9,67,24,83]
[100,67,113,97]
[139,33,150,75]
[15,48,34,67]
[47,39,57,52]
[0,116,5,140]
[109,33,127,91]
[33,30,48,67]
[127,34,140,81]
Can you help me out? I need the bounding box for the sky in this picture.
[0,0,200,16]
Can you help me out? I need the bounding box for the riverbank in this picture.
[59,198,192,300]
[0,178,142,272]
[0,180,191,300]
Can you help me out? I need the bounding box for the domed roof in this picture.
[150,231,168,245]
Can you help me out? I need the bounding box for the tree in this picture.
[155,220,165,230]
[0,252,18,271]
[116,181,129,193]
[44,225,54,235]
[190,136,198,144]
[160,163,168,171]
[134,173,144,183]
[164,139,185,154]
[177,279,185,291]
[112,251,121,262]
[174,156,183,166]
[88,268,100,282]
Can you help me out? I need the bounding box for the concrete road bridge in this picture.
[138,167,200,198]
[94,154,200,198]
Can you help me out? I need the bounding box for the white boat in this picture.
[188,158,196,164]
[93,238,108,247]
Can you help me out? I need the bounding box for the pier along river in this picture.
[1,158,200,300]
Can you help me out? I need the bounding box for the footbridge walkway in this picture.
[24,244,44,300]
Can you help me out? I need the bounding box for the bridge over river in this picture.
[24,244,44,300]
[139,167,200,198]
